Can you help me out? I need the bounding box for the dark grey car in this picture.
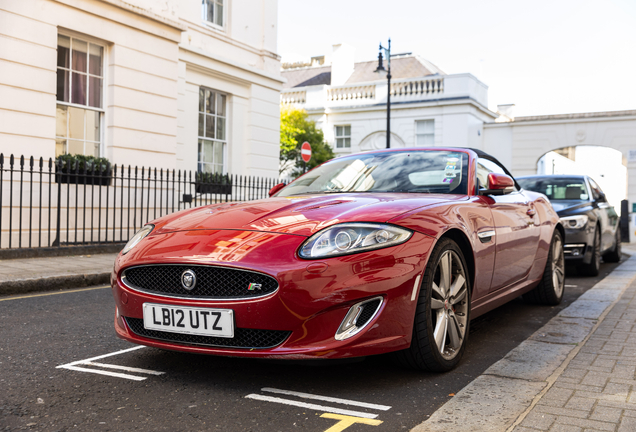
[517,175,621,276]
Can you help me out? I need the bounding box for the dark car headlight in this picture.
[299,223,412,259]
[559,215,588,229]
[122,224,154,255]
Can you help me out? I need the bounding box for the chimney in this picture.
[331,43,355,86]
[496,104,515,122]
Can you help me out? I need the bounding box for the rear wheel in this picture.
[603,228,622,263]
[578,227,600,276]
[523,229,565,305]
[394,238,470,372]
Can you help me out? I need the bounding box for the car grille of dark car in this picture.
[124,317,291,349]
[122,265,278,299]
[356,299,382,327]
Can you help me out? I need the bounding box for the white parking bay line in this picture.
[56,346,164,381]
[245,394,379,419]
[61,365,148,381]
[261,387,391,411]
[57,346,146,369]
[86,362,165,375]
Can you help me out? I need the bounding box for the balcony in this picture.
[280,73,487,110]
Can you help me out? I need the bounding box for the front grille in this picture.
[356,299,381,327]
[124,317,291,349]
[123,265,278,299]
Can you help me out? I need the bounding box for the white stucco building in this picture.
[281,44,496,155]
[0,0,282,177]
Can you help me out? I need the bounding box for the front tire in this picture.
[394,238,471,372]
[523,229,565,305]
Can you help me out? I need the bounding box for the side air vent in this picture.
[335,296,383,341]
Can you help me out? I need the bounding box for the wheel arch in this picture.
[439,228,475,295]
[555,221,565,241]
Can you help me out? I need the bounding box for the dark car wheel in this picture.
[603,228,622,263]
[523,229,565,305]
[578,227,601,276]
[394,238,470,372]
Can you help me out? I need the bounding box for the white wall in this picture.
[307,99,494,155]
[0,0,282,177]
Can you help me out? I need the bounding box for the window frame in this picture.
[201,0,225,29]
[197,86,228,174]
[476,158,519,193]
[334,125,351,150]
[415,119,435,146]
[55,33,105,158]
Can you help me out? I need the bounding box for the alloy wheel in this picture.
[551,235,565,297]
[430,250,468,360]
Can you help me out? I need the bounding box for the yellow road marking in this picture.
[0,285,110,302]
[320,413,383,431]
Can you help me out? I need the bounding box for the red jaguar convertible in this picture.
[111,148,564,371]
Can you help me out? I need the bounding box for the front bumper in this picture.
[563,227,593,265]
[112,229,434,359]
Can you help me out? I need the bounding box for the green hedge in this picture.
[56,154,110,172]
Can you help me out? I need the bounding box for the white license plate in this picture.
[142,303,234,338]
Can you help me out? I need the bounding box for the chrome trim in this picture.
[564,244,586,248]
[120,264,279,301]
[477,230,496,239]
[335,296,384,341]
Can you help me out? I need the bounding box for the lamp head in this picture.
[374,52,387,77]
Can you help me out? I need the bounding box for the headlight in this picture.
[299,223,412,259]
[122,225,154,255]
[559,215,588,229]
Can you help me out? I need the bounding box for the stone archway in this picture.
[359,131,405,151]
[536,146,627,212]
[482,112,636,213]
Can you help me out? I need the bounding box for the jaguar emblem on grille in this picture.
[248,283,262,291]
[181,269,197,290]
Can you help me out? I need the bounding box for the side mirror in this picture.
[268,182,286,197]
[479,173,515,196]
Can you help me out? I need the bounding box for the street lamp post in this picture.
[374,39,391,149]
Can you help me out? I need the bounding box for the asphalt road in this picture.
[0,258,626,432]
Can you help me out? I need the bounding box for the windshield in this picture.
[276,150,468,196]
[517,177,589,201]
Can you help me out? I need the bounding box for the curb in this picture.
[0,272,111,296]
[411,254,636,432]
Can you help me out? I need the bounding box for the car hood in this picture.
[550,200,591,214]
[153,193,468,237]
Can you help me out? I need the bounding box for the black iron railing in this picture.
[0,154,287,249]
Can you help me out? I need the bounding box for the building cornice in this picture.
[305,96,498,119]
[180,44,285,89]
[485,109,636,128]
[52,0,185,42]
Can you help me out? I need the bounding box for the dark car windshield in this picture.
[517,177,589,201]
[276,150,469,196]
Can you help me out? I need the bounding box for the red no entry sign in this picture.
[301,142,312,163]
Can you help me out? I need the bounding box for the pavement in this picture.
[0,252,117,295]
[3,248,636,431]
[414,245,636,432]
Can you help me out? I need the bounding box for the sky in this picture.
[277,0,636,117]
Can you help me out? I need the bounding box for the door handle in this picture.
[527,208,536,217]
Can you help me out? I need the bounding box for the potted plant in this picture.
[55,154,112,186]
[195,171,232,194]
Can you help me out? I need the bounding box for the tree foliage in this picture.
[280,106,335,176]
